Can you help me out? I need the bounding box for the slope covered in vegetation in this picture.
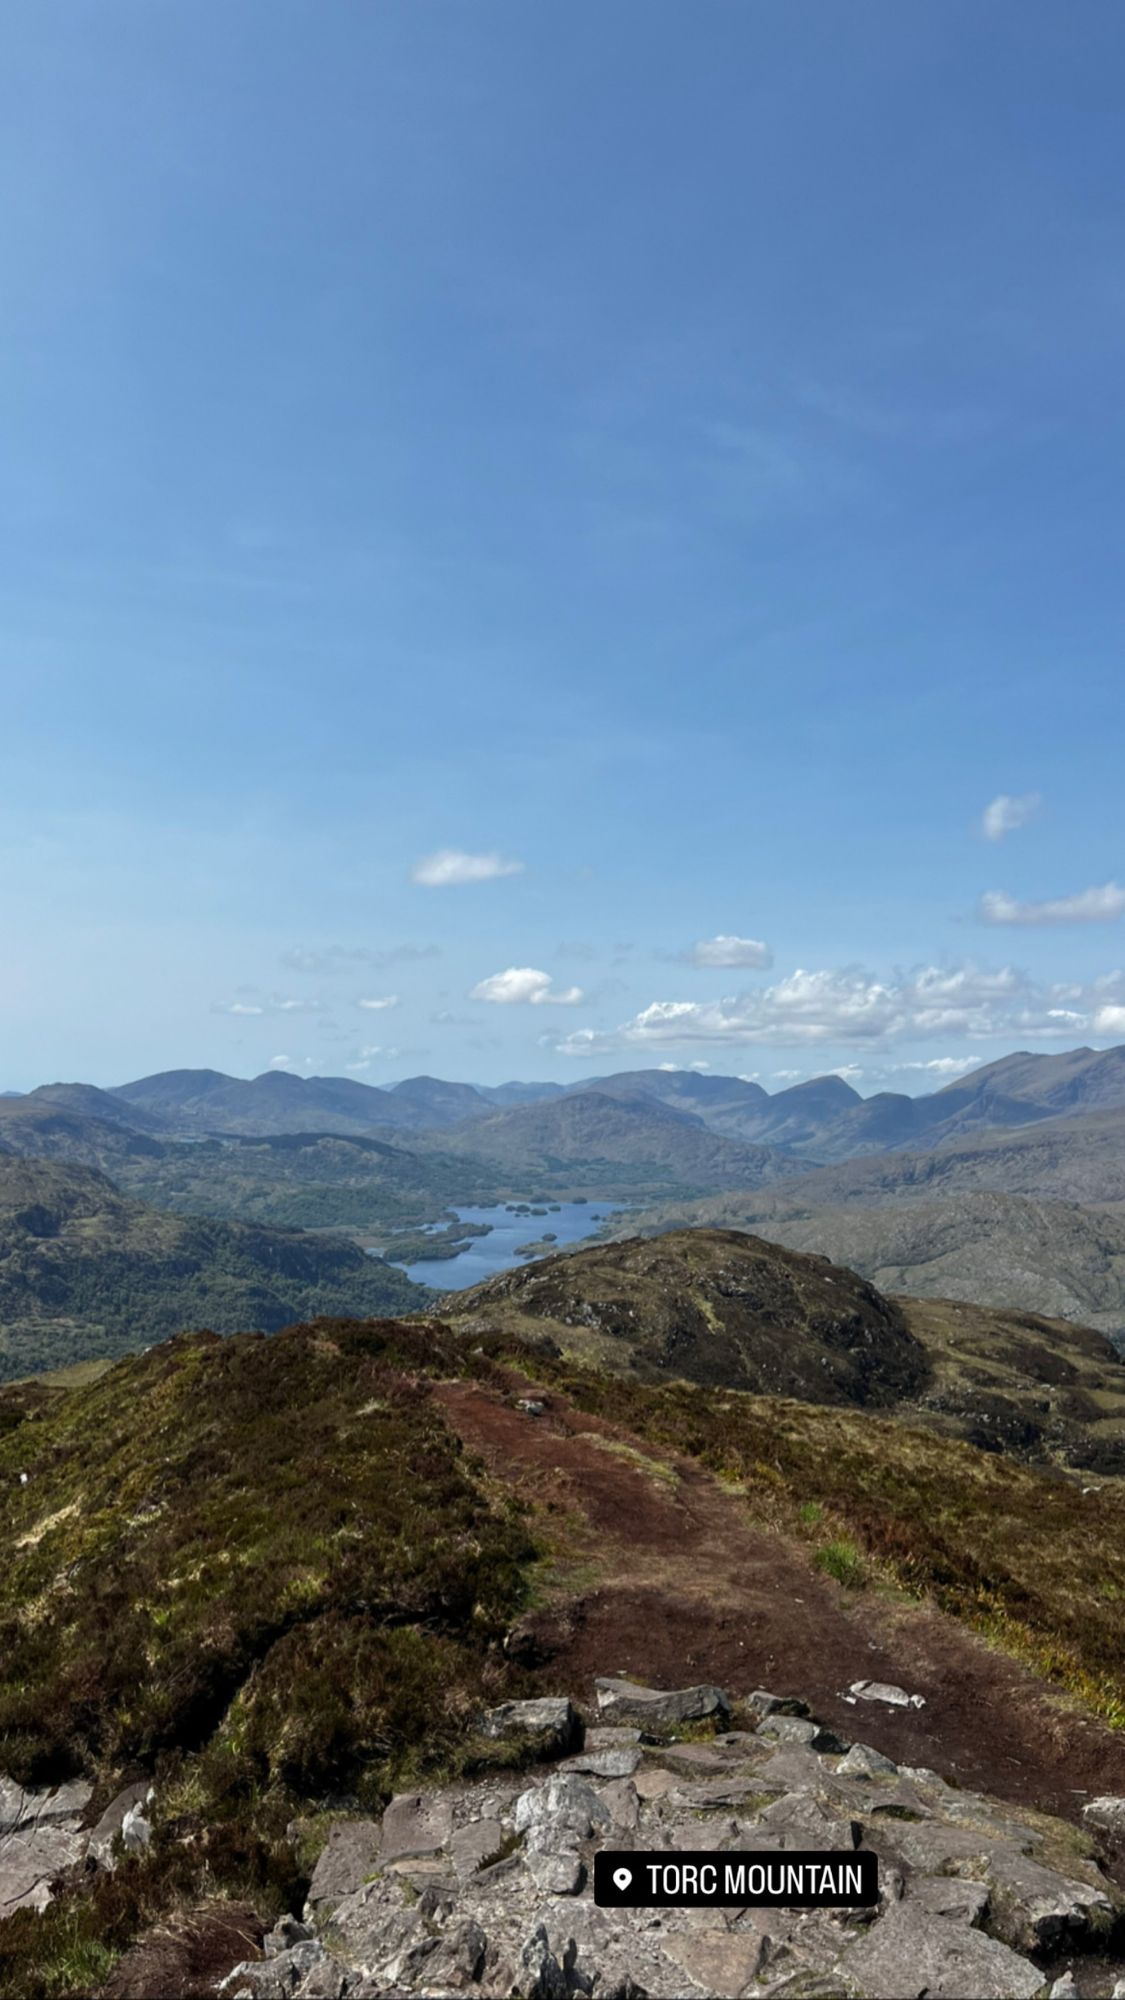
[0,1158,433,1381]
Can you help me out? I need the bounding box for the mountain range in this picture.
[5,1042,1125,1372]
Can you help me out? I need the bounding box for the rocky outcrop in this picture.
[213,1680,1125,1998]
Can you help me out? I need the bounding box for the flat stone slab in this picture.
[477,1697,580,1757]
[849,1678,926,1709]
[557,1748,641,1780]
[845,1902,1042,1998]
[594,1677,730,1727]
[379,1792,454,1866]
[0,1777,93,1838]
[305,1818,380,1913]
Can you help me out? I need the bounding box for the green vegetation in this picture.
[473,1335,1125,1725]
[813,1538,867,1588]
[0,1316,538,1997]
[0,1157,435,1382]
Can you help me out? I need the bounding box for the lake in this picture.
[398,1200,627,1290]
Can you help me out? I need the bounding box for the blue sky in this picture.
[3,2,1124,1093]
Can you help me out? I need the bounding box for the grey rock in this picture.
[384,1916,487,1992]
[525,1833,585,1896]
[593,1677,730,1727]
[264,1917,315,1956]
[845,1903,1042,1998]
[1083,1794,1125,1833]
[0,1776,93,1837]
[513,1923,569,2000]
[86,1782,153,1866]
[559,1749,641,1780]
[449,1817,505,1875]
[585,1727,641,1748]
[756,1713,846,1753]
[982,1846,1116,1952]
[478,1696,581,1757]
[1111,1981,1125,1999]
[0,1821,87,1916]
[849,1678,926,1709]
[514,1774,609,1843]
[745,1690,811,1720]
[219,1944,326,1999]
[120,1802,152,1854]
[1047,1976,1079,2000]
[909,1875,989,1925]
[379,1790,454,1865]
[598,1778,640,1830]
[305,1818,380,1913]
[836,1741,898,1779]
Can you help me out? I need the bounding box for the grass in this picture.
[469,1335,1125,1728]
[0,1316,541,1998]
[813,1538,867,1588]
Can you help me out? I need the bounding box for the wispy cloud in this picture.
[550,962,1111,1056]
[679,934,772,969]
[282,944,439,973]
[471,966,584,1007]
[212,993,326,1017]
[980,882,1125,925]
[356,995,399,1011]
[981,792,1042,841]
[411,849,524,887]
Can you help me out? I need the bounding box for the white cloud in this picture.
[1094,1004,1125,1036]
[213,993,326,1018]
[548,962,1110,1057]
[980,882,1125,925]
[981,792,1041,841]
[356,995,399,1011]
[411,849,524,887]
[269,1054,290,1068]
[895,1056,983,1077]
[682,934,772,969]
[471,966,584,1007]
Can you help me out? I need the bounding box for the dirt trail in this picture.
[434,1373,1125,1851]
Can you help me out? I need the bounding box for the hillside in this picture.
[744,1191,1125,1342]
[0,1158,433,1382]
[3,1305,1125,1995]
[426,1089,804,1196]
[445,1227,1125,1472]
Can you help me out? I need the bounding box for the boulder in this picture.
[304,1818,380,1914]
[478,1696,581,1758]
[513,1773,609,1844]
[512,1924,569,2000]
[756,1713,845,1752]
[86,1783,153,1867]
[594,1677,730,1728]
[379,1790,454,1866]
[745,1690,811,1720]
[982,1847,1117,1953]
[837,1741,898,1779]
[1083,1794,1125,1834]
[844,1903,1042,1999]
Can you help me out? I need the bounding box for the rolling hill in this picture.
[0,1157,433,1382]
[423,1088,806,1196]
[443,1225,1125,1472]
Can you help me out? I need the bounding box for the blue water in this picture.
[399,1200,626,1290]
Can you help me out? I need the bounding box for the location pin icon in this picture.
[613,1866,632,1891]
